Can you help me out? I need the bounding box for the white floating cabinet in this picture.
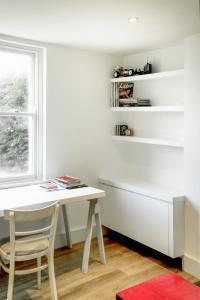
[99,178,185,258]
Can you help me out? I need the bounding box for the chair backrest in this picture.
[4,201,60,259]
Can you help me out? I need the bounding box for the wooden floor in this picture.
[0,235,198,299]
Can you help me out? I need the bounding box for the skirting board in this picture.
[183,254,200,279]
[54,225,108,249]
[0,226,108,250]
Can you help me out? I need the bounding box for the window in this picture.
[0,41,45,185]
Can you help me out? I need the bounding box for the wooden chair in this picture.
[0,201,60,300]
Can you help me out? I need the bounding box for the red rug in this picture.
[116,272,200,300]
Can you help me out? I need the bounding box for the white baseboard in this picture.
[54,225,96,249]
[55,225,108,249]
[183,254,200,279]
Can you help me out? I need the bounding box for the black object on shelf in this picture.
[143,58,152,74]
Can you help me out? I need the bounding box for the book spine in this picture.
[115,83,117,107]
[115,125,119,136]
[117,83,119,107]
[111,83,113,107]
[117,125,120,135]
[114,83,115,107]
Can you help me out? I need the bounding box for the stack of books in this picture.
[137,98,151,106]
[40,175,87,191]
[53,175,87,189]
[119,98,137,107]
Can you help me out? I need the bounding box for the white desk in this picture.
[0,185,106,273]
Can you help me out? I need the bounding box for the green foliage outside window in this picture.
[0,76,29,173]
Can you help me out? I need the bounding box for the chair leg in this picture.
[7,260,15,300]
[37,257,42,289]
[48,253,57,300]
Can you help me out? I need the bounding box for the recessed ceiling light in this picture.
[128,16,139,23]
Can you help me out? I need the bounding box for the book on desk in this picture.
[40,175,88,191]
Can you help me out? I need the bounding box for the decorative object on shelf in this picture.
[115,124,133,136]
[115,124,127,136]
[125,128,134,136]
[112,59,152,79]
[135,68,143,75]
[113,66,134,78]
[143,58,152,74]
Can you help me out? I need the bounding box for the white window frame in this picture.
[0,40,46,188]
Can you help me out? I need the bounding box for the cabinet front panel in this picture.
[101,184,169,255]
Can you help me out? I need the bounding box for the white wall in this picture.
[184,33,200,278]
[0,34,121,243]
[45,43,121,239]
[123,44,184,72]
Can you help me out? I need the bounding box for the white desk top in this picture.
[0,185,105,217]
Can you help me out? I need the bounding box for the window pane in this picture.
[0,116,32,178]
[0,49,33,112]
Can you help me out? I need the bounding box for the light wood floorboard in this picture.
[0,236,198,299]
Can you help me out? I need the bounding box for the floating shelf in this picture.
[112,135,184,148]
[111,69,184,83]
[111,106,184,112]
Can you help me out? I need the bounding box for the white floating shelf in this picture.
[112,135,184,148]
[111,69,184,83]
[111,106,184,112]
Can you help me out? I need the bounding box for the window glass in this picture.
[0,50,33,112]
[0,116,31,177]
[0,43,43,184]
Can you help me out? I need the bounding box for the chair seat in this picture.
[0,234,49,256]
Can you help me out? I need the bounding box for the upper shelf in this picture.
[111,106,184,112]
[110,69,184,83]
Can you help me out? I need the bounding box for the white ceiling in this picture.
[0,0,199,55]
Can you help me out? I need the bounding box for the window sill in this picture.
[0,178,45,190]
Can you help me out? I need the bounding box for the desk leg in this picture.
[95,204,106,265]
[62,205,72,248]
[81,199,106,273]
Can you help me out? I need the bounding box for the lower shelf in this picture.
[112,135,184,148]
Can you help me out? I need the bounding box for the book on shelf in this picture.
[111,82,134,107]
[115,124,128,136]
[119,82,134,101]
[137,98,151,106]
